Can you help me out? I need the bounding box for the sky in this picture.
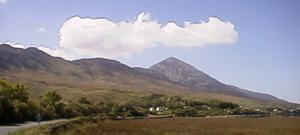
[0,0,299,103]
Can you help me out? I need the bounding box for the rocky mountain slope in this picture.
[0,44,286,105]
[150,57,280,101]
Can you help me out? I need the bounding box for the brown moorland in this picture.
[12,117,300,135]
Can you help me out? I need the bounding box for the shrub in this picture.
[0,80,38,123]
[218,102,239,109]
[41,91,66,119]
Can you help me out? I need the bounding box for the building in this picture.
[156,107,160,111]
[149,107,154,112]
[149,106,163,112]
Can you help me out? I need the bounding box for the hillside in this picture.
[0,44,288,107]
[150,57,280,102]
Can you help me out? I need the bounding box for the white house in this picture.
[156,107,160,111]
[149,107,154,112]
[149,106,168,112]
[149,107,162,112]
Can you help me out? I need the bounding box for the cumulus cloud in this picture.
[4,12,239,60]
[55,12,238,59]
[2,41,26,49]
[0,0,7,4]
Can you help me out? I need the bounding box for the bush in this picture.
[0,80,38,123]
[218,102,239,109]
[41,91,66,119]
[174,107,198,117]
[78,97,91,105]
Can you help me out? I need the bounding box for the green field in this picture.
[12,117,300,135]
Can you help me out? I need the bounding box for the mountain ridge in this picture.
[0,44,288,106]
[150,57,281,102]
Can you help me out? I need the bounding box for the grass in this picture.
[1,71,271,108]
[10,117,300,135]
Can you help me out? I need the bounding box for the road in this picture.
[0,119,67,135]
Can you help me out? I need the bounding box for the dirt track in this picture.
[0,119,67,135]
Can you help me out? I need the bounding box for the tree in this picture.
[218,102,239,109]
[0,80,36,123]
[110,104,123,116]
[174,106,198,117]
[42,91,62,106]
[78,97,91,105]
[41,91,65,119]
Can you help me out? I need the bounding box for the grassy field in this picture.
[11,117,300,135]
[1,72,270,108]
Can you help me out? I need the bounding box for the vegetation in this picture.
[41,91,66,120]
[1,79,298,124]
[0,80,38,123]
[10,117,300,135]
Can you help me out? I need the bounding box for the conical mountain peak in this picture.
[150,57,220,87]
[151,57,197,72]
[164,57,181,62]
[151,57,192,69]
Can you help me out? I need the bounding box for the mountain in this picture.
[0,44,189,101]
[150,57,280,102]
[0,44,287,106]
[0,44,84,76]
[150,57,224,90]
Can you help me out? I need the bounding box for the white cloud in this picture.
[0,0,7,4]
[37,27,47,33]
[3,41,26,49]
[3,12,239,60]
[55,12,238,59]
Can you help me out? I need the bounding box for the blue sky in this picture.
[0,0,299,103]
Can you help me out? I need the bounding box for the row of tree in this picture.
[0,79,148,123]
[1,80,243,123]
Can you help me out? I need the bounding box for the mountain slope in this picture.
[150,57,223,89]
[0,44,285,106]
[150,57,281,102]
[0,44,85,77]
[0,44,189,99]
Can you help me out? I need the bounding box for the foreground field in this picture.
[11,117,300,135]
